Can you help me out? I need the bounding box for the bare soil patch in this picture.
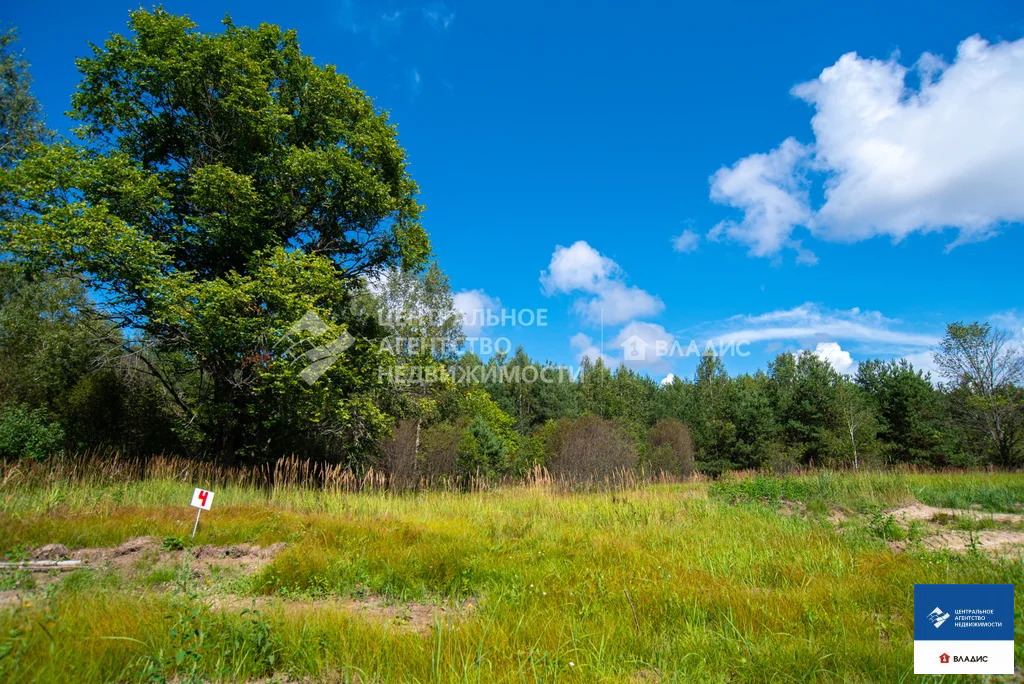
[887,503,1024,525]
[18,537,287,576]
[207,593,477,634]
[877,505,1024,556]
[889,529,1024,556]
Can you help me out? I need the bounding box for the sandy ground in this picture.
[207,593,476,634]
[5,538,474,633]
[885,502,1024,525]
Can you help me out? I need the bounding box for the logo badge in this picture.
[913,584,1014,675]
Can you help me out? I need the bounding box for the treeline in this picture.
[1,12,1022,478]
[376,329,1024,484]
[3,269,1023,477]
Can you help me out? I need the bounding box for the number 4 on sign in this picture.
[190,488,214,539]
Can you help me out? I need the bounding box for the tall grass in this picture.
[1,460,1022,681]
[711,469,1024,513]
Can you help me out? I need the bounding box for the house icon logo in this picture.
[939,653,950,664]
[928,606,950,628]
[621,335,649,361]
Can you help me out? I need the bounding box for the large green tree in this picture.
[0,28,46,171]
[1,10,431,462]
[934,322,1024,466]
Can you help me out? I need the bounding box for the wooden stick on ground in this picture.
[0,560,84,571]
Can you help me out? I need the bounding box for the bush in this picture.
[646,418,695,477]
[456,416,508,479]
[418,422,459,480]
[546,415,637,481]
[508,430,546,477]
[376,419,419,489]
[0,403,64,460]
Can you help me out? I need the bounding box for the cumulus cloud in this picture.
[541,241,663,325]
[453,289,500,335]
[711,35,1024,260]
[811,341,856,374]
[660,372,678,386]
[671,229,701,253]
[570,332,614,365]
[611,321,674,363]
[709,138,814,261]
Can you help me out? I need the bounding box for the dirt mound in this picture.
[21,537,292,573]
[208,593,476,634]
[30,543,71,560]
[889,529,1024,556]
[887,503,1024,524]
[114,536,158,556]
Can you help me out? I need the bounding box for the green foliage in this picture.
[0,28,47,171]
[161,536,187,551]
[0,9,430,462]
[934,322,1024,466]
[645,418,695,477]
[0,403,64,460]
[1,10,1021,475]
[856,359,954,465]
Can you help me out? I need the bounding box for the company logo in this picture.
[621,334,648,361]
[929,606,950,628]
[939,653,990,664]
[914,584,1014,675]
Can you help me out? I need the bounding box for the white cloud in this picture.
[712,35,1024,259]
[569,332,614,366]
[541,241,663,325]
[901,351,942,381]
[541,241,617,294]
[713,302,938,349]
[989,310,1024,341]
[572,281,663,326]
[671,229,701,253]
[453,289,500,335]
[610,321,675,368]
[709,138,814,261]
[811,341,856,374]
[660,372,678,386]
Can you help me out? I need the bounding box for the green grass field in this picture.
[1,470,1022,682]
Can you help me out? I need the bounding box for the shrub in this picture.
[376,419,419,489]
[418,422,459,480]
[546,415,637,481]
[646,418,695,477]
[0,403,64,460]
[456,416,508,479]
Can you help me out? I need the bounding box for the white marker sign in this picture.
[191,488,214,510]
[189,487,215,539]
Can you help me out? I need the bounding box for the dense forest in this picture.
[1,10,1022,479]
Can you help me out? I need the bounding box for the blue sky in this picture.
[8,1,1024,382]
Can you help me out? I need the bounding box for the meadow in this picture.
[1,462,1023,682]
